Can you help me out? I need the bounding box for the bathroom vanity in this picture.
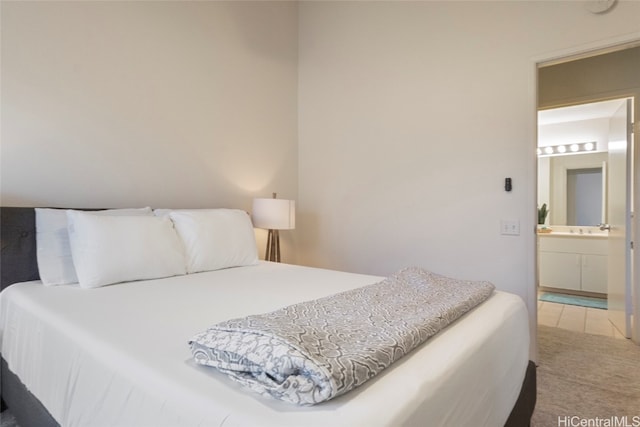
[538,227,608,295]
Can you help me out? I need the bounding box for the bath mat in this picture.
[539,292,607,310]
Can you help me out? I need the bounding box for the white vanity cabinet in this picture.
[538,234,608,294]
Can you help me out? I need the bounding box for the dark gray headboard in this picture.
[0,207,107,290]
[1,207,39,290]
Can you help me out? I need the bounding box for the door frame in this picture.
[532,37,640,346]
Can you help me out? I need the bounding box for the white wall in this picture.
[3,0,640,355]
[539,117,612,152]
[1,1,298,217]
[297,1,640,357]
[537,157,551,225]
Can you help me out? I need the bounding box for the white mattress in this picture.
[0,262,529,427]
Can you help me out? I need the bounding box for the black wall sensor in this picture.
[505,177,512,192]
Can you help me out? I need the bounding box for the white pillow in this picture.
[35,207,153,286]
[66,211,187,288]
[169,209,258,274]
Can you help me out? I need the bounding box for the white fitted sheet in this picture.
[0,262,529,427]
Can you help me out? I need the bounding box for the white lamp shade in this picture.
[252,198,295,230]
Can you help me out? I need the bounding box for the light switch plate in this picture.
[500,219,520,236]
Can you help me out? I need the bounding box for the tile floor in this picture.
[538,300,626,339]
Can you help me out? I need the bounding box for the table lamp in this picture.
[252,193,295,262]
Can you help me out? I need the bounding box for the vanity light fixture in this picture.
[537,141,598,157]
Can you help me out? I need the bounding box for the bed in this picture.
[0,206,536,427]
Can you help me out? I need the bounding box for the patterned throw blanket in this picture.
[189,267,495,405]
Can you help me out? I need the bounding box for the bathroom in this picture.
[537,44,639,342]
[537,97,631,336]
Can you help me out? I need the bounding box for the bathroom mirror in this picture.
[537,152,607,226]
[537,98,625,227]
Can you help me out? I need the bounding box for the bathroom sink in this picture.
[538,226,608,237]
[546,231,607,237]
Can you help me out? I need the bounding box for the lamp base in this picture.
[265,229,281,262]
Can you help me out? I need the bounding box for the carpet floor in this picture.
[532,326,640,426]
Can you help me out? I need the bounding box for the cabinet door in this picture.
[539,252,581,290]
[581,254,608,294]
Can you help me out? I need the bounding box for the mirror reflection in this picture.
[538,152,606,226]
[567,167,603,226]
[537,99,625,227]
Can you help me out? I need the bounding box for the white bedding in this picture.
[0,262,529,427]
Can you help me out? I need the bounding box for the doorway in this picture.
[536,43,640,343]
[537,98,631,338]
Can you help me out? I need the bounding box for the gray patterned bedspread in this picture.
[188,267,495,405]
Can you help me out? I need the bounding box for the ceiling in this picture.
[538,98,627,126]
